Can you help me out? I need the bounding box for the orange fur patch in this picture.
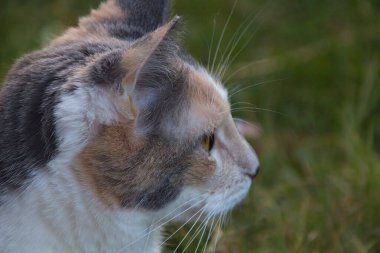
[181,67,230,137]
[53,0,124,44]
[75,119,217,207]
[75,122,145,207]
[184,152,216,185]
[86,0,124,23]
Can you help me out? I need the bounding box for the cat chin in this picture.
[203,178,252,215]
[155,178,252,224]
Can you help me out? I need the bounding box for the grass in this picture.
[1,0,380,252]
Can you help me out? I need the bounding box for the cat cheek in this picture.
[183,156,216,185]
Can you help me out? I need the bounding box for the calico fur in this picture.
[0,0,259,252]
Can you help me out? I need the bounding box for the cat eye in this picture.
[201,133,215,152]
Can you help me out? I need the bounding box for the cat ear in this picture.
[234,118,261,139]
[116,0,172,32]
[86,16,180,95]
[120,15,179,96]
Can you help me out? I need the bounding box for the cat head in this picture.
[63,0,260,218]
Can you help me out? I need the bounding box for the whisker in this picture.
[146,194,205,233]
[201,206,224,253]
[160,207,205,248]
[202,217,216,253]
[173,208,206,252]
[211,216,223,253]
[228,78,286,98]
[194,216,212,253]
[217,11,263,80]
[220,6,271,81]
[215,15,254,79]
[226,82,243,96]
[180,215,211,253]
[231,106,258,111]
[232,107,287,116]
[253,107,288,116]
[142,218,154,252]
[219,22,261,80]
[211,0,238,75]
[224,60,262,84]
[207,17,217,69]
[230,101,256,109]
[116,194,207,252]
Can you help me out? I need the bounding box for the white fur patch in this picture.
[0,167,162,253]
[198,66,229,101]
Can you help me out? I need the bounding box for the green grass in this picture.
[1,0,380,252]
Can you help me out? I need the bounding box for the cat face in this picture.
[0,1,258,251]
[75,17,259,218]
[0,0,260,221]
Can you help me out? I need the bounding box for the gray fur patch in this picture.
[117,0,171,32]
[0,42,115,196]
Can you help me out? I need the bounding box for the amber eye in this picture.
[201,133,215,152]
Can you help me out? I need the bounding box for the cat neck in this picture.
[0,162,162,253]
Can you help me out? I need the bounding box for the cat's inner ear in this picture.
[121,16,180,96]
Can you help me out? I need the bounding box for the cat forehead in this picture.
[187,63,228,101]
[171,62,230,138]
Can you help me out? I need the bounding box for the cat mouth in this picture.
[194,180,252,216]
[168,184,251,222]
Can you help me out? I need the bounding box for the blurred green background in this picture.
[1,0,380,252]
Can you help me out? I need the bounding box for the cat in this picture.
[0,0,260,252]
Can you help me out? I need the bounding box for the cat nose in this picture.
[239,143,260,180]
[244,166,260,179]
